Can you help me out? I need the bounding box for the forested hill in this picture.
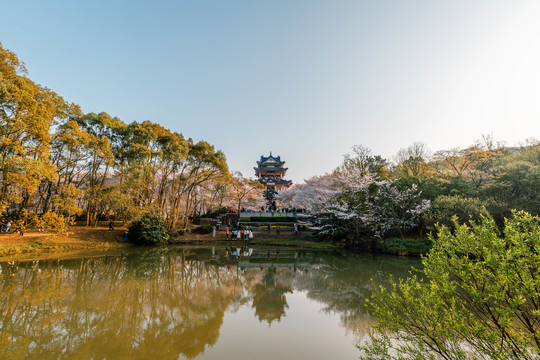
[396,141,540,221]
[278,140,539,241]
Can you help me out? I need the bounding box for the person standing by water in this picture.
[123,231,128,243]
[212,225,216,238]
[276,225,280,236]
[225,226,230,240]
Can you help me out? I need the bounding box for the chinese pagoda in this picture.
[254,152,292,205]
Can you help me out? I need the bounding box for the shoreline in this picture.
[0,226,127,258]
[0,226,334,260]
[0,226,429,261]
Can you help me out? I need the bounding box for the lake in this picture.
[0,246,420,359]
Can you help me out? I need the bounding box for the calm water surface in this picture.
[0,246,420,359]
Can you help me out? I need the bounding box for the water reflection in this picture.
[0,247,419,359]
[252,267,292,324]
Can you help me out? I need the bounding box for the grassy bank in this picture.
[0,226,125,258]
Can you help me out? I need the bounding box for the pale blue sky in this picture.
[2,1,539,183]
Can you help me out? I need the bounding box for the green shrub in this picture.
[330,228,348,241]
[167,229,185,238]
[127,211,169,245]
[425,194,491,230]
[360,211,540,359]
[193,225,213,234]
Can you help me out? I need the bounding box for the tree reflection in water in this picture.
[0,248,418,359]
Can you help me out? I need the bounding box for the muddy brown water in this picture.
[0,246,420,359]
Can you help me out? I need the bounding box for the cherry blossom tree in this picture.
[361,182,430,238]
[226,172,264,212]
[278,170,430,240]
[278,173,340,213]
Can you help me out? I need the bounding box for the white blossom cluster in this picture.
[278,171,430,237]
[360,182,431,237]
[277,173,340,213]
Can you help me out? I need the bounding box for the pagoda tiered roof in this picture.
[258,178,292,184]
[257,154,285,166]
[254,167,288,172]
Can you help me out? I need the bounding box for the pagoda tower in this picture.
[254,152,292,205]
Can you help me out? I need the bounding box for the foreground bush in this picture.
[127,212,169,245]
[360,211,540,359]
[15,210,71,234]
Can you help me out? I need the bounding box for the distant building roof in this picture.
[254,167,288,172]
[258,153,285,165]
[258,179,292,184]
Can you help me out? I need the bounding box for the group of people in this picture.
[227,206,308,214]
[224,226,254,240]
[211,221,307,240]
[259,205,307,213]
[227,206,249,213]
